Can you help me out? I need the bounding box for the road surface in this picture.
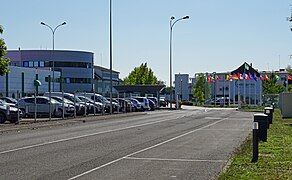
[0,107,253,180]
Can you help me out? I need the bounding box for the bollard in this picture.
[264,107,273,125]
[254,113,268,142]
[252,122,259,163]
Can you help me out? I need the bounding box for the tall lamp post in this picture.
[169,15,189,109]
[41,21,66,91]
[109,0,113,114]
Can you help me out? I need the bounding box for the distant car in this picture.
[0,100,22,124]
[128,98,143,112]
[133,97,150,111]
[18,96,75,118]
[148,97,158,106]
[50,96,86,116]
[77,95,103,113]
[159,97,167,107]
[0,97,17,104]
[148,99,156,111]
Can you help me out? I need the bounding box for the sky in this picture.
[1,0,292,85]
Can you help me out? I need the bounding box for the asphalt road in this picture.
[0,107,253,180]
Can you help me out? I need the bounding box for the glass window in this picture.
[33,61,38,67]
[36,98,48,104]
[29,61,33,67]
[23,61,29,67]
[39,61,45,67]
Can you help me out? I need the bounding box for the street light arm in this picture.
[53,22,67,33]
[170,16,189,29]
[41,22,54,33]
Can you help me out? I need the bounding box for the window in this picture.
[23,61,29,67]
[36,98,48,104]
[33,61,38,67]
[29,61,33,67]
[39,61,45,67]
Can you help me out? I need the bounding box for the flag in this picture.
[274,74,280,81]
[207,75,213,83]
[232,73,239,80]
[238,73,243,80]
[260,74,265,81]
[288,74,292,80]
[215,75,221,80]
[249,73,255,81]
[265,74,270,80]
[244,73,250,80]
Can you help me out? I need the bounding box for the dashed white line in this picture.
[68,117,228,180]
[124,157,228,163]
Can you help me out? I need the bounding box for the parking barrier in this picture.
[254,113,268,142]
[252,121,259,162]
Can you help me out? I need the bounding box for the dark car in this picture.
[0,100,21,124]
[148,99,156,111]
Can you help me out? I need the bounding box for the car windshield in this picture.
[79,96,94,103]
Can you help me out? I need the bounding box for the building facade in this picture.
[174,74,191,101]
[6,50,94,92]
[93,66,120,96]
[0,66,60,97]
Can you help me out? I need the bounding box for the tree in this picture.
[0,25,10,76]
[192,73,209,105]
[123,63,159,85]
[262,73,285,94]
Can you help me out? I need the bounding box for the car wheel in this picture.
[0,112,6,124]
[54,109,63,118]
[20,108,26,118]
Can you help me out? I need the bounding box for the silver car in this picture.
[18,96,75,118]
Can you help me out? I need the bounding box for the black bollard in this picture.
[252,122,259,162]
[264,107,273,125]
[254,113,268,142]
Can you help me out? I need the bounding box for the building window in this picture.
[39,61,45,67]
[23,61,29,67]
[29,61,34,67]
[33,61,38,67]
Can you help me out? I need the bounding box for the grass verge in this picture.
[219,109,292,180]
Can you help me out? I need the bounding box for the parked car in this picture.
[18,96,75,118]
[128,98,143,112]
[116,98,134,112]
[80,93,119,113]
[133,97,150,111]
[159,97,167,107]
[148,99,156,111]
[44,92,91,115]
[49,96,87,116]
[0,97,17,104]
[0,100,22,124]
[148,97,158,107]
[77,95,103,113]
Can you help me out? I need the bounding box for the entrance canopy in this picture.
[113,85,165,96]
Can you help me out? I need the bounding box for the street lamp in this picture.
[180,78,183,101]
[169,15,189,109]
[41,21,66,91]
[109,0,113,114]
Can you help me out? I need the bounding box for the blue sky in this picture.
[1,0,292,84]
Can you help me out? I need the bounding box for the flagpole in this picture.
[228,77,231,107]
[254,79,257,106]
[233,79,235,106]
[243,68,246,105]
[223,75,225,107]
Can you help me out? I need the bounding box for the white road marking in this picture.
[0,112,197,155]
[124,157,228,163]
[68,117,228,180]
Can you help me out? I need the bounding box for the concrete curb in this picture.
[0,112,147,133]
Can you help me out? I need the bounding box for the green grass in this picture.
[219,109,292,180]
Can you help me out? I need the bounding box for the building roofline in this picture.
[7,49,94,54]
[94,65,119,73]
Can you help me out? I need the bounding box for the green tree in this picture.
[262,73,285,94]
[0,25,10,76]
[192,73,209,105]
[123,63,159,85]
